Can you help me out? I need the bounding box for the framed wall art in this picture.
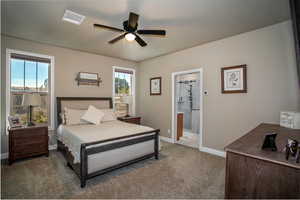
[221,65,247,93]
[150,77,162,95]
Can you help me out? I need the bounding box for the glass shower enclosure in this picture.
[175,72,200,136]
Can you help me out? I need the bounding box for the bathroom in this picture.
[175,72,201,148]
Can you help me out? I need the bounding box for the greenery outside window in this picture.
[114,68,133,116]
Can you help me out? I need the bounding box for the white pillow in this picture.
[59,113,66,125]
[101,109,117,122]
[81,105,104,125]
[64,107,88,125]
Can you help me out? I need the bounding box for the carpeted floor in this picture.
[1,142,225,199]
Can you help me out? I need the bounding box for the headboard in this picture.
[56,97,113,125]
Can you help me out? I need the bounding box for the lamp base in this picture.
[27,121,35,126]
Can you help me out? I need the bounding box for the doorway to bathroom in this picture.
[172,69,203,149]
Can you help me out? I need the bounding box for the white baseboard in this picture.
[1,152,8,159]
[160,136,174,143]
[49,144,57,150]
[199,146,226,158]
[0,145,57,160]
[160,136,225,158]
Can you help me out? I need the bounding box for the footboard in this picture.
[80,129,160,188]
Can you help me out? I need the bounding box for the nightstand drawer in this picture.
[118,117,141,125]
[13,136,46,146]
[12,128,47,138]
[125,118,140,124]
[14,143,47,155]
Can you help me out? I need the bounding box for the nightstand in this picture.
[117,116,141,125]
[8,125,49,165]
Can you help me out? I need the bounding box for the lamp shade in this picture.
[22,93,42,106]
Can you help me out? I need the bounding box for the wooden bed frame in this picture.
[56,97,160,188]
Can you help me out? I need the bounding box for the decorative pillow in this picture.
[64,107,88,125]
[81,105,105,125]
[101,109,117,122]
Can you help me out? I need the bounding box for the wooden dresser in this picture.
[225,123,300,199]
[117,116,141,125]
[9,125,49,165]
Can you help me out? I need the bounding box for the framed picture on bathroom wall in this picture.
[221,65,247,94]
[150,77,162,95]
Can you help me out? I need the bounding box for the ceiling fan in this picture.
[93,12,166,47]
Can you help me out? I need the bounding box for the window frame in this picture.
[6,49,55,131]
[112,66,136,116]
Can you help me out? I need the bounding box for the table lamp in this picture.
[22,93,41,126]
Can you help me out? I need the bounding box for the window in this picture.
[113,67,135,117]
[7,50,53,128]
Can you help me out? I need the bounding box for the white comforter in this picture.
[57,120,154,163]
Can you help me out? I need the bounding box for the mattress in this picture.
[57,120,155,164]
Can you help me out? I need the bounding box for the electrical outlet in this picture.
[167,129,171,133]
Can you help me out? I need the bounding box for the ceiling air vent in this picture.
[62,10,85,25]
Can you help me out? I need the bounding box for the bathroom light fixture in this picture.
[125,33,136,42]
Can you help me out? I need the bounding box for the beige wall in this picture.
[137,21,300,151]
[1,21,300,155]
[1,35,137,153]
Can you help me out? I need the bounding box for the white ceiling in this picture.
[1,0,290,62]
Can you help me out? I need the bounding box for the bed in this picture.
[56,97,160,188]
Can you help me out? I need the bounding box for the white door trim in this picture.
[5,49,55,132]
[112,66,136,116]
[171,68,204,148]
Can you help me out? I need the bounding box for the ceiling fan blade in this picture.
[135,34,147,47]
[128,12,139,29]
[94,24,124,32]
[108,33,127,44]
[137,30,166,36]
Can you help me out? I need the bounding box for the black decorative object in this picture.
[285,138,299,161]
[262,133,277,151]
[27,105,35,126]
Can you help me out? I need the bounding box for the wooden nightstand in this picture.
[117,116,141,125]
[9,125,49,165]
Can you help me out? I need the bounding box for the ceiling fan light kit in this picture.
[125,33,136,41]
[93,12,166,47]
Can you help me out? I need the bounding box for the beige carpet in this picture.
[1,142,225,199]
